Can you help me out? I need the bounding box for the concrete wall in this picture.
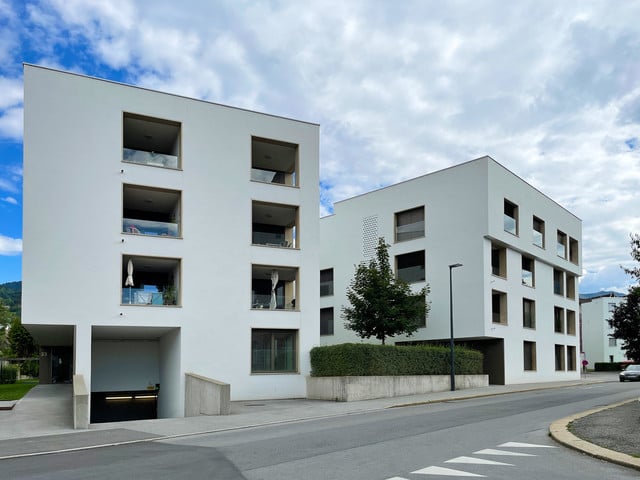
[320,156,582,384]
[307,375,489,401]
[581,296,627,364]
[184,372,230,416]
[23,64,320,416]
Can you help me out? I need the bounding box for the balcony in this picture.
[251,137,298,187]
[252,201,297,248]
[251,265,298,310]
[122,256,180,306]
[123,184,181,238]
[123,148,178,169]
[123,113,181,170]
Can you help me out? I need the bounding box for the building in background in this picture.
[22,64,320,423]
[580,292,627,364]
[320,156,582,385]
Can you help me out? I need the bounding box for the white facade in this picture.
[581,294,627,364]
[22,65,320,420]
[320,157,582,384]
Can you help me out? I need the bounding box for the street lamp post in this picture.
[449,263,463,391]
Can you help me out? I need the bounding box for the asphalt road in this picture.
[2,382,639,479]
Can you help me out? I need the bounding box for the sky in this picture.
[0,0,639,293]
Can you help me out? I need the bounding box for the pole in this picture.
[449,263,463,391]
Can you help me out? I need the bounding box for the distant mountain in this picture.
[579,290,625,300]
[0,281,21,316]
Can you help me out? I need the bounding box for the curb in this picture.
[549,399,640,472]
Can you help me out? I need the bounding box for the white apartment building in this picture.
[320,157,582,384]
[22,65,320,423]
[580,293,628,364]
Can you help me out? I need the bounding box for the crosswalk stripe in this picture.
[499,442,556,448]
[445,456,514,466]
[473,448,536,457]
[412,466,486,477]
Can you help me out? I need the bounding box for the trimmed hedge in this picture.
[310,343,483,377]
[593,362,628,372]
[0,364,18,384]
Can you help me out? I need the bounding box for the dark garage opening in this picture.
[91,388,159,423]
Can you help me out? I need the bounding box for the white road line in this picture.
[473,448,536,456]
[384,477,410,480]
[445,456,514,466]
[499,442,556,448]
[411,466,486,477]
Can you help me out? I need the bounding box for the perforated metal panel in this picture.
[362,215,379,259]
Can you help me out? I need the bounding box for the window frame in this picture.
[522,298,536,329]
[395,250,426,283]
[394,206,425,243]
[251,329,298,373]
[504,199,519,236]
[320,307,334,336]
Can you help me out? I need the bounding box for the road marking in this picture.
[473,448,536,456]
[412,466,486,477]
[384,477,410,480]
[499,442,556,448]
[445,456,514,466]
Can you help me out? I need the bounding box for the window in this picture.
[553,269,564,296]
[523,298,535,329]
[320,308,334,336]
[557,231,567,259]
[555,344,565,371]
[521,256,534,287]
[320,269,334,297]
[252,201,298,248]
[395,206,425,242]
[251,329,297,373]
[504,199,518,235]
[609,338,617,347]
[554,307,565,333]
[123,113,181,169]
[251,137,298,187]
[524,341,536,371]
[121,255,180,306]
[122,184,181,237]
[566,310,576,335]
[565,274,576,299]
[567,346,576,371]
[532,216,545,248]
[491,243,506,278]
[492,290,507,324]
[396,250,426,283]
[251,265,298,310]
[569,237,579,264]
[412,294,427,328]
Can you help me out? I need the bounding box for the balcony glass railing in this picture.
[252,232,293,248]
[504,215,517,235]
[398,265,426,283]
[122,288,174,305]
[251,294,295,310]
[396,221,424,242]
[123,148,179,169]
[123,218,179,237]
[251,168,296,186]
[533,230,543,248]
[522,271,534,287]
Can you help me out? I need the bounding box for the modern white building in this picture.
[22,64,320,423]
[320,157,582,384]
[580,293,628,364]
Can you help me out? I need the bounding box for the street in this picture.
[2,382,639,479]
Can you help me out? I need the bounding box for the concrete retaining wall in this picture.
[72,374,89,429]
[185,372,230,416]
[306,375,489,401]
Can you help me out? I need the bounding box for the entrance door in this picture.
[51,347,72,383]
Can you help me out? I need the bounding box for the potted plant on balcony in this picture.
[163,285,177,306]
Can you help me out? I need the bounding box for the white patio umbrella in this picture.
[125,259,134,304]
[269,269,279,310]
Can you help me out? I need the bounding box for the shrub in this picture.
[0,364,18,384]
[593,362,625,372]
[310,343,483,377]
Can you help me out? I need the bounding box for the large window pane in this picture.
[251,329,297,373]
[320,269,334,297]
[504,199,518,235]
[396,250,425,283]
[320,307,334,336]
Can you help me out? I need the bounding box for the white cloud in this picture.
[8,0,640,292]
[1,196,17,205]
[0,235,21,256]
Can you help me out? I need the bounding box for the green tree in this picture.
[609,234,640,362]
[7,317,38,358]
[342,238,429,344]
[609,287,640,362]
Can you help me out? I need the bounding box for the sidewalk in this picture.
[0,373,631,464]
